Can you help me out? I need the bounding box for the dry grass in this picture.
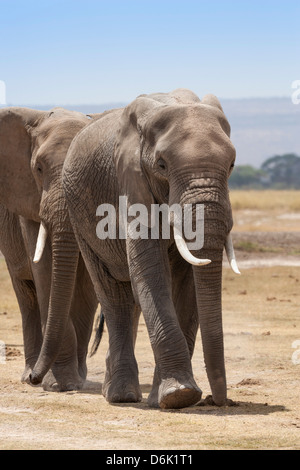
[229,190,300,211]
[229,190,300,232]
[1,199,299,449]
[1,257,300,449]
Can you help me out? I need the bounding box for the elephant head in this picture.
[0,107,94,385]
[114,89,240,405]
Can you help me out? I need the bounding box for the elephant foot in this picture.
[200,394,237,407]
[160,386,202,410]
[21,364,35,385]
[103,373,142,404]
[103,382,142,403]
[150,377,202,410]
[147,387,159,408]
[41,368,84,392]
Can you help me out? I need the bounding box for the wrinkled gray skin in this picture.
[0,107,101,391]
[63,89,236,409]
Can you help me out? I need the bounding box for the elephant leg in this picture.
[127,237,202,409]
[0,207,43,382]
[73,234,141,403]
[132,304,141,347]
[8,272,42,382]
[45,319,82,392]
[101,299,142,403]
[70,254,99,381]
[22,219,82,391]
[148,249,199,406]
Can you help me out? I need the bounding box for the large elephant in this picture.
[62,89,240,409]
[0,107,101,391]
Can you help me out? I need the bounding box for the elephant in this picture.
[0,106,105,391]
[62,89,240,409]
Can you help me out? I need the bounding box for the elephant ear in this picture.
[114,97,163,225]
[201,94,231,137]
[0,108,44,221]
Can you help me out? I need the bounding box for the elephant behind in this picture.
[0,107,107,391]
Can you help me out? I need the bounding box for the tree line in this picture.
[229,154,300,189]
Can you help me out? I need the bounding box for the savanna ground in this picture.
[0,190,299,450]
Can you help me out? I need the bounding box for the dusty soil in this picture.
[0,208,299,450]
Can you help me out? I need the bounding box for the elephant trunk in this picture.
[182,201,228,405]
[169,174,238,404]
[30,230,79,384]
[193,255,226,405]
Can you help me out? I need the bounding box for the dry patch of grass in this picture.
[1,256,300,449]
[234,240,280,253]
[229,190,300,232]
[229,190,300,211]
[233,238,300,256]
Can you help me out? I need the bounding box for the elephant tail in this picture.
[89,311,105,357]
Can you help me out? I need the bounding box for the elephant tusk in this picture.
[225,233,241,275]
[174,226,211,266]
[33,223,48,264]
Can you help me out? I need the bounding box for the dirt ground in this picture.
[0,207,299,450]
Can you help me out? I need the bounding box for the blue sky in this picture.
[0,0,299,105]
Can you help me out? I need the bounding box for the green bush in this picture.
[229,154,300,189]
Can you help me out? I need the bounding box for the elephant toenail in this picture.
[125,392,136,402]
[29,371,42,385]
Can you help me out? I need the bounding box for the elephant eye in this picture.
[157,158,167,172]
[36,164,43,175]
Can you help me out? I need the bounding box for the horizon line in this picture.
[2,95,293,108]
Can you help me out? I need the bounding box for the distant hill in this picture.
[221,97,300,167]
[5,97,300,168]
